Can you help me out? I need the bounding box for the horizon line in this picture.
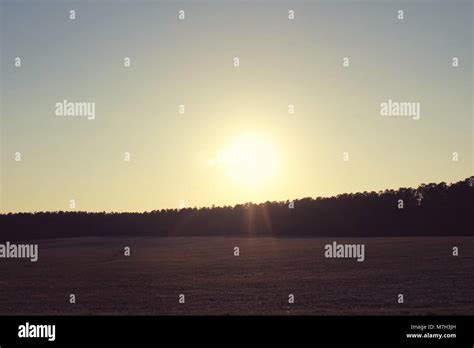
[2,175,472,216]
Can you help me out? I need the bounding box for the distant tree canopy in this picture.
[1,177,472,241]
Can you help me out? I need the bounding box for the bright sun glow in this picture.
[209,133,278,187]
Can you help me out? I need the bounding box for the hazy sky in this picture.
[1,0,472,212]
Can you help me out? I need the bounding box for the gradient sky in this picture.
[1,0,472,212]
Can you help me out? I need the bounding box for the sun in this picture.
[209,132,278,187]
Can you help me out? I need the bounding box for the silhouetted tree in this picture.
[0,177,472,241]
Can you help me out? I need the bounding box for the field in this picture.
[0,236,472,315]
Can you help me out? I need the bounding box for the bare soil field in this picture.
[0,236,472,315]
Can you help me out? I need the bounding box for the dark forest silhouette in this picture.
[1,177,472,241]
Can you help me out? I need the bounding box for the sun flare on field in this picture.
[208,133,278,188]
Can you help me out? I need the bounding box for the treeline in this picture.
[1,177,473,241]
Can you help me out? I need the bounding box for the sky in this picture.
[1,0,472,213]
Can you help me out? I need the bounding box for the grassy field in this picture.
[0,236,472,315]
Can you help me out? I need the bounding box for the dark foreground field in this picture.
[0,237,472,315]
